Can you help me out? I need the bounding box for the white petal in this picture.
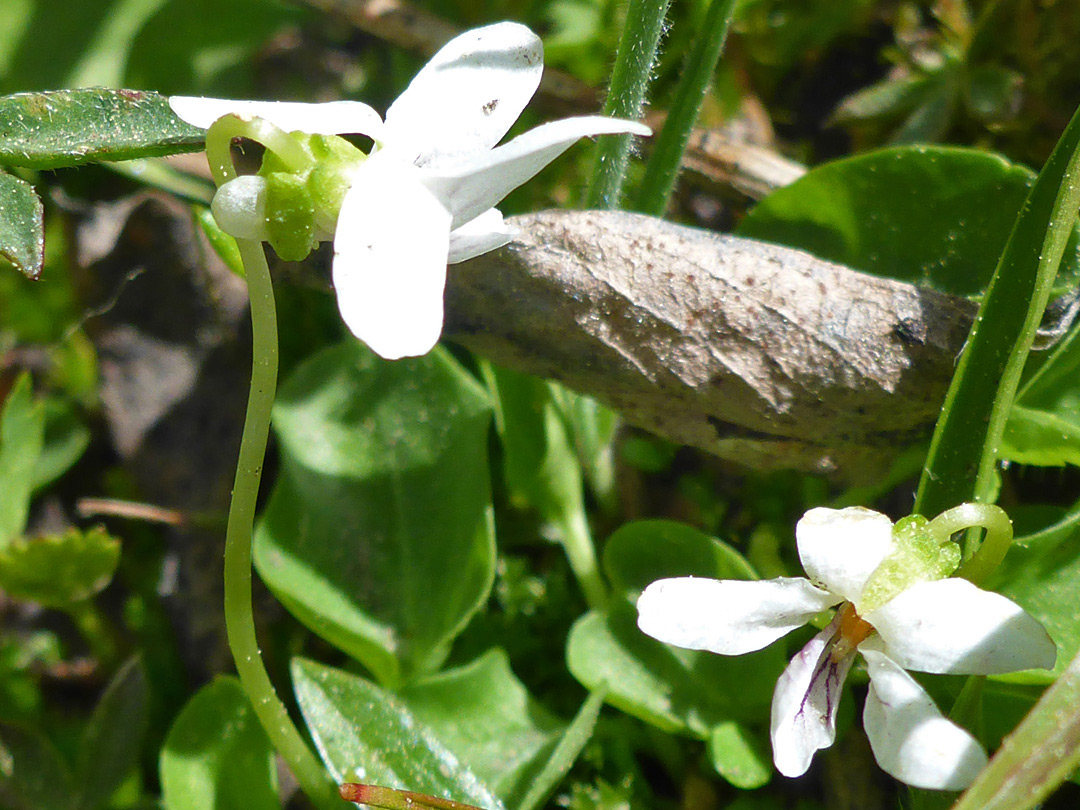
[423,116,651,229]
[332,155,453,359]
[771,619,853,778]
[864,578,1057,675]
[211,175,269,240]
[861,648,987,790]
[796,507,894,603]
[447,209,514,263]
[383,22,543,165]
[636,577,839,656]
[169,96,385,137]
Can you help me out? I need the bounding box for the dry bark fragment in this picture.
[446,210,976,475]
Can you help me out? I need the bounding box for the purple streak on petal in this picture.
[771,613,856,778]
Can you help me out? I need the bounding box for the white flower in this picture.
[636,506,1056,791]
[170,22,649,360]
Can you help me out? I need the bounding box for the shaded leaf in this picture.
[602,519,757,597]
[0,374,42,548]
[1001,405,1080,467]
[0,722,74,810]
[75,658,149,810]
[0,89,203,169]
[832,74,937,123]
[160,677,278,810]
[0,527,120,607]
[0,171,42,278]
[566,602,783,737]
[33,396,91,491]
[485,365,583,520]
[254,342,495,686]
[517,689,605,810]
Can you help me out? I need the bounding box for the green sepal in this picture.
[263,172,316,262]
[859,515,961,613]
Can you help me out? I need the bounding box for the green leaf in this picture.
[0,527,120,607]
[123,0,305,96]
[33,396,91,491]
[566,602,783,737]
[915,103,1080,515]
[0,171,42,278]
[602,520,757,597]
[0,89,203,169]
[707,721,771,789]
[950,648,1080,810]
[737,145,1080,299]
[397,649,563,806]
[991,529,1080,685]
[160,677,278,810]
[484,365,608,608]
[1000,405,1080,467]
[292,657,506,810]
[486,365,583,520]
[1002,311,1080,467]
[0,721,74,810]
[74,658,149,810]
[517,689,605,810]
[831,74,937,123]
[254,342,495,686]
[296,650,598,810]
[195,206,244,277]
[965,65,1024,124]
[0,374,43,548]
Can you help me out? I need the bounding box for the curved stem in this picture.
[206,116,315,185]
[224,238,342,809]
[927,503,1013,584]
[208,116,342,808]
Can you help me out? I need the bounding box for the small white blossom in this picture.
[170,22,649,360]
[636,506,1056,791]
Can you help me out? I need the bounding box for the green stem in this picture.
[206,115,314,185]
[556,506,608,611]
[632,0,738,215]
[66,599,120,668]
[585,0,673,209]
[926,503,1013,584]
[224,237,342,809]
[207,117,341,809]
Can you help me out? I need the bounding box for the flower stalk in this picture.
[212,119,342,809]
[586,0,672,209]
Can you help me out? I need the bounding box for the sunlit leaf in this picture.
[566,602,782,737]
[0,89,203,169]
[738,146,1080,299]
